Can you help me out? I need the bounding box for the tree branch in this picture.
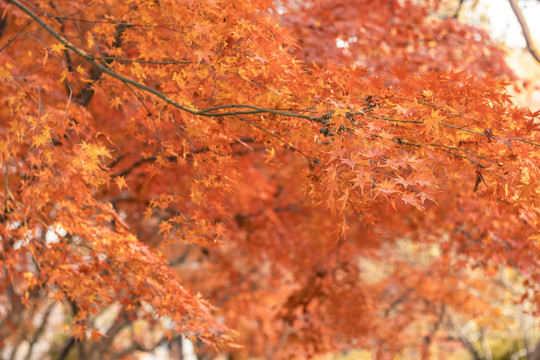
[7,0,539,181]
[4,0,328,122]
[24,303,55,360]
[114,138,258,178]
[508,0,540,64]
[57,337,76,360]
[531,340,540,360]
[454,0,465,19]
[87,311,131,357]
[0,20,33,53]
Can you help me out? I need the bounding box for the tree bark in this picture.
[531,340,540,360]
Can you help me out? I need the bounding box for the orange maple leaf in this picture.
[424,109,445,132]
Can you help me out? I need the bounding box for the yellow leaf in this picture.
[109,96,123,110]
[190,188,203,204]
[50,43,66,55]
[114,176,129,191]
[143,207,153,221]
[264,147,275,163]
[58,69,68,84]
[529,234,540,246]
[422,89,434,99]
[76,65,86,76]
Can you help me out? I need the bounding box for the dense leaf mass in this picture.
[0,0,538,358]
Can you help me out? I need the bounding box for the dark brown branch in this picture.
[449,316,485,360]
[454,0,465,19]
[425,143,502,166]
[508,0,540,64]
[392,95,540,147]
[168,249,191,267]
[76,21,129,106]
[91,56,191,65]
[49,0,130,107]
[0,11,6,37]
[423,304,445,350]
[56,298,81,360]
[383,289,413,317]
[0,250,23,346]
[114,138,257,177]
[394,138,488,168]
[232,114,315,164]
[57,337,76,360]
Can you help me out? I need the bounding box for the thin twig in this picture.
[233,114,316,164]
[0,20,33,53]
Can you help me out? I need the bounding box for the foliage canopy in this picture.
[0,0,539,358]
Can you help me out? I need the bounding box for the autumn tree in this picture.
[0,0,538,359]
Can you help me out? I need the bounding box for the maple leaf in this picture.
[373,179,399,199]
[496,137,513,149]
[400,192,424,210]
[422,89,434,99]
[214,223,227,240]
[72,324,86,341]
[194,48,213,64]
[523,119,540,133]
[394,104,413,116]
[394,175,412,189]
[424,109,445,132]
[114,176,129,191]
[340,157,355,169]
[517,181,537,201]
[158,221,173,235]
[109,96,123,110]
[252,53,269,64]
[50,43,66,55]
[265,147,276,163]
[90,329,106,342]
[352,169,369,191]
[337,188,349,213]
